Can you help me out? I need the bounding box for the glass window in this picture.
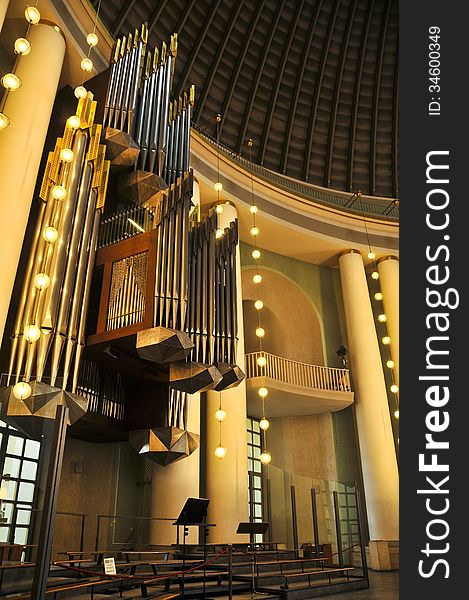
[3,457,20,478]
[18,482,35,503]
[1,479,17,501]
[14,527,28,545]
[24,439,40,460]
[0,527,9,543]
[7,436,24,456]
[16,509,31,526]
[21,461,37,481]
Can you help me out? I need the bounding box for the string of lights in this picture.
[74,0,103,99]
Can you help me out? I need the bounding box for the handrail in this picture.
[192,125,399,220]
[245,351,351,392]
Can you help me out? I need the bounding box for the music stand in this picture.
[237,522,269,597]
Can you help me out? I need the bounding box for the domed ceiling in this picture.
[94,0,398,198]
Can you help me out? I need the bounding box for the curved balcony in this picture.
[245,352,354,418]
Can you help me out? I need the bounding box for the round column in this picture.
[150,394,201,545]
[0,0,10,31]
[0,21,66,344]
[377,256,399,387]
[338,250,399,544]
[205,201,249,543]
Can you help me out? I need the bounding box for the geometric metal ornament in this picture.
[213,363,245,391]
[0,381,88,439]
[104,127,140,168]
[128,426,199,466]
[136,327,194,364]
[169,362,223,394]
[117,170,167,217]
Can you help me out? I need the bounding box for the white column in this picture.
[0,21,66,343]
[150,394,201,545]
[0,0,10,31]
[205,201,249,543]
[338,250,399,547]
[377,256,399,387]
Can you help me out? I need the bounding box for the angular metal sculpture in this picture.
[0,381,88,439]
[169,362,222,394]
[214,363,245,392]
[117,170,166,215]
[136,326,194,364]
[104,127,140,167]
[129,426,199,466]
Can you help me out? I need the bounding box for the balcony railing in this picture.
[245,352,351,393]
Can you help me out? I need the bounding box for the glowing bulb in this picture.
[386,359,395,369]
[378,314,387,323]
[390,384,399,394]
[371,271,379,280]
[257,356,267,368]
[13,381,31,400]
[24,324,41,343]
[14,38,31,55]
[74,85,87,99]
[0,112,10,130]
[252,249,261,260]
[259,418,270,430]
[215,409,226,422]
[67,115,81,129]
[43,226,58,243]
[34,273,50,291]
[60,148,74,162]
[214,181,223,192]
[253,274,262,285]
[260,451,272,465]
[214,445,227,459]
[250,226,259,236]
[254,300,263,310]
[1,73,21,91]
[250,205,258,214]
[256,327,265,338]
[25,5,40,24]
[216,228,223,239]
[374,292,383,301]
[81,58,93,72]
[382,336,391,345]
[258,387,268,399]
[87,32,99,47]
[51,185,67,200]
[216,204,224,214]
[394,410,400,419]
[367,251,376,260]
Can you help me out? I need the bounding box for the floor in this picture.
[327,571,399,600]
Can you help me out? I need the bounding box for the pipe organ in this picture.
[0,22,244,466]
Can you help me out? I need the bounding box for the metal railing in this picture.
[245,352,351,392]
[192,125,399,220]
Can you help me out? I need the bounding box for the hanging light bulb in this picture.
[215,228,223,239]
[386,359,395,369]
[51,185,67,200]
[214,182,223,192]
[214,445,227,459]
[255,327,265,338]
[378,314,387,323]
[374,292,383,301]
[258,387,268,399]
[257,355,267,368]
[25,5,41,25]
[252,274,262,285]
[34,273,50,291]
[394,410,400,419]
[215,204,224,214]
[24,324,41,343]
[1,73,22,91]
[59,148,74,162]
[252,249,261,260]
[367,251,376,260]
[81,57,93,72]
[390,384,399,394]
[67,115,81,129]
[250,205,258,214]
[0,112,10,130]
[382,336,391,345]
[43,226,58,243]
[371,271,379,280]
[87,32,99,47]
[14,38,31,55]
[260,451,272,465]
[254,300,263,310]
[13,381,31,400]
[259,417,270,430]
[215,409,227,422]
[74,85,87,99]
[250,226,259,237]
